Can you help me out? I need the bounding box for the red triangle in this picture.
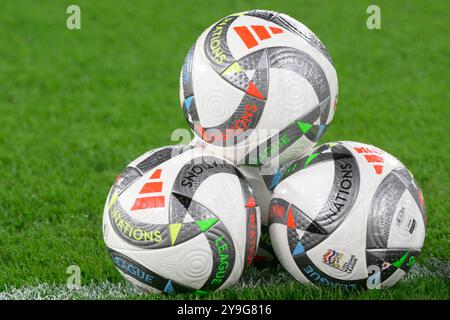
[373,165,384,175]
[195,124,210,142]
[287,207,296,228]
[246,81,265,100]
[150,169,162,179]
[269,26,284,34]
[245,195,256,208]
[418,189,424,209]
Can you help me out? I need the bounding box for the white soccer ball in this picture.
[268,141,426,289]
[180,9,338,167]
[102,145,260,293]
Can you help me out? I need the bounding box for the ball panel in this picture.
[269,223,309,283]
[273,160,334,221]
[107,247,192,294]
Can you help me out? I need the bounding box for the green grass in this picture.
[0,0,448,299]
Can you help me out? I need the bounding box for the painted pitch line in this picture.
[0,281,141,300]
[1,260,448,300]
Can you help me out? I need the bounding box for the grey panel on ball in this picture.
[366,171,407,249]
[268,47,330,103]
[221,49,270,96]
[200,221,236,291]
[169,192,217,226]
[181,44,196,99]
[112,166,142,196]
[108,248,193,293]
[268,197,290,225]
[392,167,426,222]
[204,15,238,73]
[171,156,244,196]
[242,97,331,167]
[108,199,171,249]
[136,145,191,174]
[199,50,270,145]
[305,144,360,235]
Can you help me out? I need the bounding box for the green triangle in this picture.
[195,289,209,296]
[196,218,219,232]
[296,120,313,134]
[304,152,320,168]
[393,252,409,268]
[169,223,182,245]
[222,61,244,75]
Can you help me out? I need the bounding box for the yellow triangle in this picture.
[107,192,119,210]
[232,11,247,16]
[222,61,244,75]
[169,223,182,245]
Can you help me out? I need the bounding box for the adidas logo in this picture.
[131,168,165,211]
[233,25,284,49]
[353,147,384,175]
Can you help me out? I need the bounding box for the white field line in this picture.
[1,259,448,300]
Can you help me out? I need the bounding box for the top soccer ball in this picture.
[180,9,338,167]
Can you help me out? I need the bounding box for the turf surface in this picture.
[0,0,448,299]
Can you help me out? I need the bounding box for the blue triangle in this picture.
[185,96,193,112]
[317,124,327,137]
[270,170,282,190]
[164,279,175,294]
[293,242,305,256]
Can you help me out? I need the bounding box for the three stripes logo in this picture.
[131,168,165,211]
[233,25,284,49]
[353,146,384,175]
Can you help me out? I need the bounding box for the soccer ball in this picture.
[267,141,426,289]
[102,145,260,293]
[180,9,338,167]
[238,166,277,264]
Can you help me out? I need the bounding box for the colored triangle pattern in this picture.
[196,218,219,232]
[223,61,244,75]
[296,121,313,134]
[318,124,327,137]
[393,252,409,268]
[306,221,327,235]
[287,207,296,228]
[246,81,265,100]
[184,96,193,112]
[270,170,282,189]
[169,223,182,245]
[304,152,320,168]
[173,192,192,210]
[164,280,175,294]
[245,196,256,208]
[292,241,305,256]
[182,214,194,223]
